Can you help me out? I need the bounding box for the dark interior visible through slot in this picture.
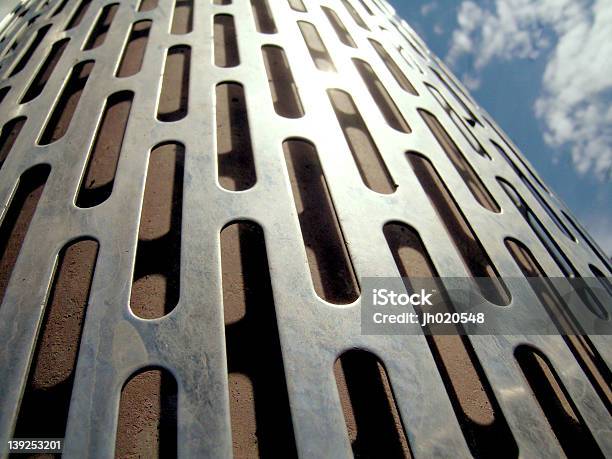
[116,368,178,458]
[369,39,417,95]
[216,83,256,191]
[21,38,69,103]
[130,142,184,319]
[492,140,573,240]
[157,46,190,122]
[171,0,193,35]
[13,239,98,442]
[353,59,411,133]
[83,3,118,50]
[0,165,50,305]
[76,91,133,208]
[251,0,276,34]
[283,139,359,304]
[262,46,304,118]
[64,0,92,30]
[287,0,306,12]
[214,15,239,68]
[222,221,297,457]
[341,0,369,30]
[322,6,356,47]
[328,89,396,194]
[138,0,158,12]
[0,117,26,169]
[506,239,612,411]
[39,60,94,145]
[419,109,498,212]
[334,350,411,458]
[116,20,151,78]
[384,222,518,458]
[10,24,50,77]
[298,21,336,72]
[515,345,604,458]
[498,178,606,320]
[407,151,509,305]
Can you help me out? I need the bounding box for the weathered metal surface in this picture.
[0,0,610,457]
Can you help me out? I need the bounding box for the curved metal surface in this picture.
[0,0,610,457]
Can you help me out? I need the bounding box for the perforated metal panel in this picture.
[0,0,610,457]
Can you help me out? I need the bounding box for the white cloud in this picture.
[420,2,437,16]
[433,23,445,35]
[446,0,612,181]
[461,73,481,90]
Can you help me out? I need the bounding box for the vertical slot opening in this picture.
[492,141,574,240]
[13,239,98,440]
[116,20,151,78]
[0,117,26,168]
[590,265,612,296]
[287,0,306,12]
[216,83,256,191]
[498,178,606,320]
[64,0,91,30]
[214,15,239,68]
[515,346,604,458]
[262,46,304,118]
[429,67,479,125]
[8,38,19,55]
[426,85,487,158]
[76,91,133,208]
[171,0,193,35]
[222,221,297,457]
[434,61,470,101]
[0,165,50,305]
[406,151,510,305]
[334,350,411,458]
[563,211,610,271]
[130,142,184,319]
[83,3,118,50]
[9,25,50,77]
[157,46,190,122]
[39,60,93,145]
[138,0,158,12]
[369,39,417,95]
[341,0,369,30]
[486,119,550,192]
[283,139,359,304]
[384,222,518,458]
[328,89,396,194]
[561,211,612,270]
[298,21,336,72]
[0,87,9,107]
[52,0,69,17]
[419,110,499,212]
[393,21,428,59]
[251,0,276,34]
[353,59,410,133]
[116,368,178,458]
[21,38,69,103]
[498,178,572,273]
[357,0,373,15]
[506,239,612,409]
[28,15,41,28]
[322,6,356,47]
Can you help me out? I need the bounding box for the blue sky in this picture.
[389,0,611,257]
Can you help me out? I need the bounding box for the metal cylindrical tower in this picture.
[0,0,610,457]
